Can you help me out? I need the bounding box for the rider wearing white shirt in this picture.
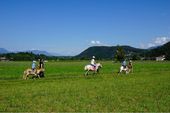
[91,56,96,69]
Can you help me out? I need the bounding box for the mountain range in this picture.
[0,48,61,56]
[1,41,170,60]
[0,48,9,54]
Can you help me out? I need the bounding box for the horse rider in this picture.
[122,59,127,69]
[91,56,96,70]
[129,60,132,65]
[39,58,44,69]
[32,60,36,72]
[128,60,133,71]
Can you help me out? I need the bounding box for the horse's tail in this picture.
[23,70,27,80]
[84,65,87,71]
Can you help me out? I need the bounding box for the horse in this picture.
[84,63,102,76]
[23,68,44,80]
[118,65,130,74]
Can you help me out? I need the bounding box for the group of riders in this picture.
[31,56,132,73]
[27,56,132,79]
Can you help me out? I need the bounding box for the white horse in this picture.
[118,66,130,74]
[84,63,102,75]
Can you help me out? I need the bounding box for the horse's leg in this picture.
[23,74,26,80]
[118,68,122,75]
[126,68,129,74]
[97,69,99,74]
[93,71,95,75]
[23,72,26,80]
[117,69,120,75]
[85,70,89,76]
[37,74,40,79]
[128,67,131,73]
[131,67,133,73]
[32,74,36,79]
[23,71,28,80]
[125,70,128,74]
[25,74,28,80]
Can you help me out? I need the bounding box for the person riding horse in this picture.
[122,59,127,69]
[39,58,44,69]
[127,60,133,73]
[31,60,36,72]
[90,56,96,70]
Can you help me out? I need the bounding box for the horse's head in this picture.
[96,63,102,68]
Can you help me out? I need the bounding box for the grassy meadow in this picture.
[0,61,170,112]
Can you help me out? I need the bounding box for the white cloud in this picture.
[91,40,96,44]
[139,43,144,49]
[96,41,101,44]
[154,37,169,45]
[147,43,155,48]
[90,40,101,45]
[140,36,170,49]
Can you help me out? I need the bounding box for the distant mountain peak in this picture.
[0,48,9,54]
[25,50,61,56]
[0,48,61,56]
[26,50,52,56]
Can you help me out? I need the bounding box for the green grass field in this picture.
[0,61,170,112]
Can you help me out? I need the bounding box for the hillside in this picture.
[75,42,170,60]
[147,41,170,60]
[75,46,146,60]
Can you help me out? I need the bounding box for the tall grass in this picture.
[0,61,170,112]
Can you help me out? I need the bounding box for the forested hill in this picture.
[147,41,170,60]
[75,42,170,60]
[75,46,146,60]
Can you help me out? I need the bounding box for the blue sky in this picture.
[0,0,170,55]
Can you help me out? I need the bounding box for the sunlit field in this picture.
[0,61,170,112]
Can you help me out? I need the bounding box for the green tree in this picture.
[114,46,125,62]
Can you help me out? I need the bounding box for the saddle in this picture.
[28,69,37,75]
[123,65,127,69]
[90,65,96,71]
